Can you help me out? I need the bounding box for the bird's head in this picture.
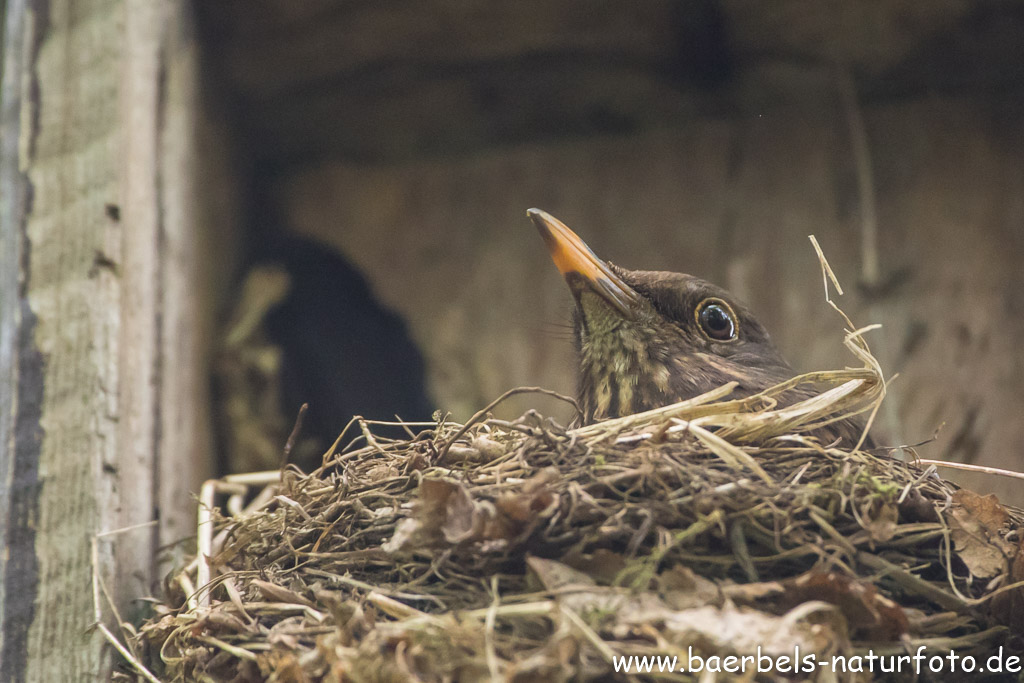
[529,208,795,424]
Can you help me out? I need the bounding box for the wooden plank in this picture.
[0,0,41,678]
[14,1,133,677]
[0,0,217,677]
[158,5,232,554]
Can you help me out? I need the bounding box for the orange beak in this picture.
[528,208,642,318]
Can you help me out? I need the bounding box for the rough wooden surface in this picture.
[279,95,1024,504]
[159,1,238,565]
[0,0,40,678]
[16,2,126,676]
[198,0,1024,161]
[0,0,221,678]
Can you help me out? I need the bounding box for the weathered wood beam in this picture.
[0,0,40,678]
[0,1,218,678]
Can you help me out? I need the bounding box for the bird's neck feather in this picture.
[577,322,674,422]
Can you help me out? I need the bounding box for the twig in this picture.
[366,591,429,620]
[915,459,1024,483]
[438,386,579,460]
[560,605,619,665]
[97,623,164,683]
[198,635,259,662]
[280,402,308,470]
[485,576,501,682]
[857,552,965,611]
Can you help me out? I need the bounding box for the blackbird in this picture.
[529,208,870,446]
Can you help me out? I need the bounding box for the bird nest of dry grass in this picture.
[126,260,1024,682]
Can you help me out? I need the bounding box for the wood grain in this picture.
[0,1,223,678]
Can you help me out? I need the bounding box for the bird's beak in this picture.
[528,208,643,318]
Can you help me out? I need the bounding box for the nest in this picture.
[128,260,1024,682]
[127,368,1024,681]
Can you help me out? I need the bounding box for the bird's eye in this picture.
[695,299,738,342]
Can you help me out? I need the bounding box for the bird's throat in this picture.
[576,297,673,423]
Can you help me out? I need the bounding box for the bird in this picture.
[528,208,870,447]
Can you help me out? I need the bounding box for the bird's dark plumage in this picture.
[529,208,870,447]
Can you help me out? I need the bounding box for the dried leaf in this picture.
[948,490,1013,580]
[494,482,555,524]
[528,556,597,591]
[989,536,1024,631]
[383,478,476,552]
[199,609,251,634]
[382,517,420,554]
[954,490,1009,530]
[473,435,506,461]
[528,557,674,627]
[561,549,628,585]
[485,469,558,540]
[656,564,722,610]
[443,445,487,464]
[440,480,485,543]
[384,474,558,553]
[663,602,840,657]
[782,571,908,640]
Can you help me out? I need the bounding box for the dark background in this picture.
[196,1,1024,501]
